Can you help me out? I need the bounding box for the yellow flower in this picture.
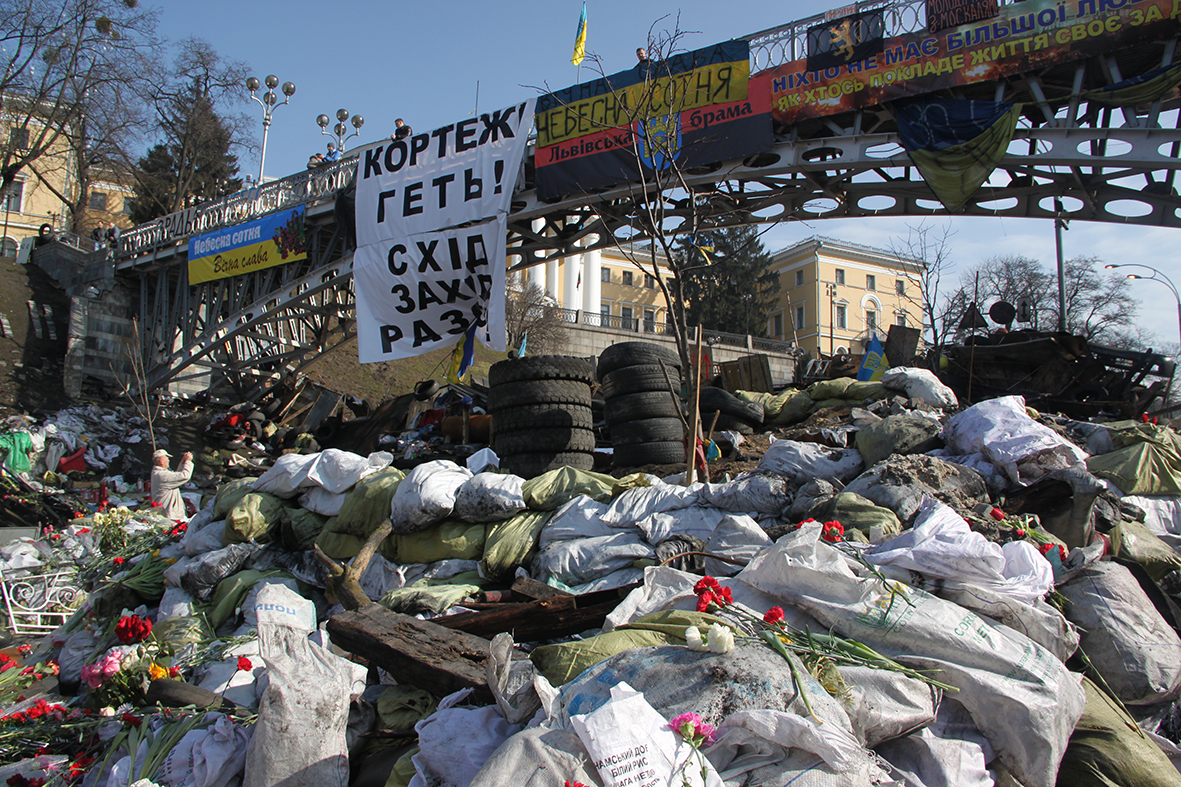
[163,558,177,565]
[148,663,167,681]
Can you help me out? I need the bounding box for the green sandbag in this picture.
[775,392,816,425]
[843,381,891,401]
[316,528,366,560]
[530,609,732,686]
[382,520,487,564]
[805,377,854,400]
[828,492,902,537]
[207,569,288,630]
[522,466,627,510]
[213,477,259,519]
[1087,425,1181,496]
[376,686,439,731]
[810,398,850,412]
[378,571,487,616]
[481,510,553,582]
[1112,518,1181,581]
[280,506,328,551]
[386,748,420,787]
[223,492,285,545]
[854,414,942,467]
[333,468,406,537]
[1055,676,1181,787]
[152,616,212,651]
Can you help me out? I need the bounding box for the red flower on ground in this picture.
[236,656,253,672]
[120,713,142,728]
[114,614,152,645]
[1015,529,1026,538]
[112,557,125,567]
[821,521,845,543]
[168,666,181,678]
[1039,543,1054,556]
[695,591,715,613]
[693,576,721,595]
[989,507,1005,521]
[763,606,785,625]
[17,644,31,656]
[68,754,94,779]
[564,782,591,787]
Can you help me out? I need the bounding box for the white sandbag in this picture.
[838,665,938,748]
[700,471,791,515]
[298,487,347,517]
[737,523,1085,787]
[1123,494,1181,537]
[531,531,654,586]
[251,454,317,498]
[193,714,253,787]
[197,638,264,709]
[599,482,704,528]
[703,514,772,577]
[564,567,646,595]
[866,497,1054,604]
[874,699,997,787]
[187,504,216,534]
[389,460,473,534]
[452,472,526,522]
[411,701,523,787]
[927,449,1009,491]
[306,449,392,494]
[758,440,865,486]
[636,506,730,545]
[158,586,197,619]
[184,520,227,557]
[241,578,304,628]
[539,496,615,547]
[881,367,958,408]
[570,681,722,787]
[1058,560,1181,705]
[467,727,599,787]
[941,396,1088,486]
[243,584,367,787]
[162,556,194,589]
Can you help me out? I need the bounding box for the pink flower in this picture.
[80,663,103,689]
[669,712,717,747]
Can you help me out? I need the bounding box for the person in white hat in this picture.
[151,448,193,520]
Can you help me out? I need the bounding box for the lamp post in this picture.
[317,109,365,152]
[825,281,838,356]
[246,74,296,185]
[1104,263,1181,354]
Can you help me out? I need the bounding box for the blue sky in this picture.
[153,0,1181,351]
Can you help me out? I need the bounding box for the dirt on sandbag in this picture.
[843,453,989,524]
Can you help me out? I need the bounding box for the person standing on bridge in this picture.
[105,221,120,250]
[151,448,193,520]
[391,118,411,142]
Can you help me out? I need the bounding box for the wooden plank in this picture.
[434,583,639,642]
[510,576,572,601]
[326,604,502,702]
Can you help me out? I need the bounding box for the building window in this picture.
[601,302,611,317]
[620,305,634,329]
[794,304,805,330]
[1,181,23,213]
[836,304,847,329]
[0,237,15,258]
[772,313,783,337]
[834,269,845,285]
[88,191,108,211]
[644,274,656,289]
[601,267,611,283]
[794,270,804,287]
[8,128,29,150]
[622,271,633,287]
[866,311,877,332]
[896,312,907,327]
[122,198,135,216]
[643,308,656,332]
[866,274,876,291]
[896,279,906,295]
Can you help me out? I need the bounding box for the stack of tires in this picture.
[698,387,766,435]
[598,342,686,467]
[487,355,596,478]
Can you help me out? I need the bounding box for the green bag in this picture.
[806,377,854,400]
[213,477,259,519]
[481,511,552,582]
[376,686,439,731]
[280,506,328,551]
[223,492,285,545]
[315,528,366,560]
[521,467,625,510]
[383,520,487,564]
[333,468,406,537]
[1112,517,1181,581]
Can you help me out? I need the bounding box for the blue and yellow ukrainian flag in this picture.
[571,2,588,65]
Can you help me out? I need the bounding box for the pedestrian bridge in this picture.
[102,0,1181,397]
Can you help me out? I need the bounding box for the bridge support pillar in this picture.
[561,251,582,310]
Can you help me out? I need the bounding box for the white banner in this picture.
[353,99,534,363]
[354,219,508,362]
[355,100,535,244]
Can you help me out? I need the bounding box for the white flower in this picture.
[707,623,734,654]
[685,626,708,652]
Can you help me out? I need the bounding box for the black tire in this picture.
[610,417,684,446]
[492,404,593,433]
[710,413,755,435]
[601,364,683,399]
[494,427,596,455]
[613,441,686,467]
[605,391,683,425]
[502,451,595,478]
[489,355,594,387]
[698,387,765,426]
[488,379,591,411]
[597,342,682,381]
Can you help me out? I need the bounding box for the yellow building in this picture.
[766,236,924,357]
[0,119,75,257]
[597,244,672,331]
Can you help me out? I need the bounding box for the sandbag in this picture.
[1111,516,1181,580]
[1058,561,1181,706]
[184,520,227,557]
[467,727,599,787]
[305,448,392,494]
[279,506,328,551]
[181,543,263,601]
[1087,424,1181,496]
[388,460,472,534]
[531,530,653,586]
[378,570,486,616]
[297,487,346,517]
[881,367,958,408]
[827,492,903,538]
[381,520,487,564]
[855,414,941,467]
[481,510,552,582]
[251,454,317,498]
[375,686,438,731]
[738,524,1086,787]
[839,664,937,748]
[243,584,367,787]
[600,482,703,528]
[842,380,891,401]
[315,529,365,561]
[521,466,629,510]
[410,705,522,787]
[843,453,989,524]
[700,471,791,516]
[222,492,285,545]
[213,478,259,519]
[758,440,865,487]
[452,472,526,522]
[806,377,855,400]
[538,496,615,548]
[332,468,405,537]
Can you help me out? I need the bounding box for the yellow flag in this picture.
[571,3,588,65]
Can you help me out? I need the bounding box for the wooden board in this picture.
[434,583,638,642]
[718,354,773,393]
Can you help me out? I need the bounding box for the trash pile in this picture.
[2,347,1181,787]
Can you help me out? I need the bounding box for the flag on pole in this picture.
[446,325,478,384]
[571,2,588,65]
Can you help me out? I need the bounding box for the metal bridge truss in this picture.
[138,37,1181,395]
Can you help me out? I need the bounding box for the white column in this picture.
[545,258,559,302]
[562,250,582,310]
[527,218,546,291]
[582,234,601,319]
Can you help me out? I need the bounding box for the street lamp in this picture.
[246,74,296,185]
[317,109,365,152]
[1105,262,1181,355]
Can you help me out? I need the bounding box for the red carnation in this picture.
[115,614,152,645]
[112,556,125,567]
[821,521,845,543]
[763,606,785,624]
[695,591,715,613]
[121,713,142,727]
[237,656,253,672]
[693,576,721,595]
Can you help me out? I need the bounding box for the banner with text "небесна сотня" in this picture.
[352,100,535,363]
[187,205,307,285]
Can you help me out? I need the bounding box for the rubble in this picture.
[1,350,1181,787]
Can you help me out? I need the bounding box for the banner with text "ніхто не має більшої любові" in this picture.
[352,100,534,363]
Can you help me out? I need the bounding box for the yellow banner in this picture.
[187,206,307,285]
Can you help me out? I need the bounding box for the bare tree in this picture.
[504,280,568,354]
[888,222,957,355]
